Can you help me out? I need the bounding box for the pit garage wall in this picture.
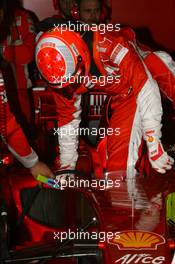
[111,0,175,53]
[23,0,57,21]
[23,0,175,53]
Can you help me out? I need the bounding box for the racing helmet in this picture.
[35,28,90,88]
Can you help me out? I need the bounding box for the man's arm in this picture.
[5,113,54,179]
[1,90,53,179]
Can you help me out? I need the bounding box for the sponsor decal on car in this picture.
[109,230,165,250]
[108,231,166,264]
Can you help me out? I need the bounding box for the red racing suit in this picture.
[0,71,38,168]
[0,8,36,123]
[91,30,173,199]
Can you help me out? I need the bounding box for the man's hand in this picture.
[144,130,174,173]
[30,161,54,179]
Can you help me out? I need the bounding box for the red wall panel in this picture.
[111,0,175,53]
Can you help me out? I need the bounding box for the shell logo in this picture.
[109,231,165,250]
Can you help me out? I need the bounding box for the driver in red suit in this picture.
[36,0,112,171]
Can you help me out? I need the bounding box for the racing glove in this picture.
[136,68,174,174]
[143,129,174,173]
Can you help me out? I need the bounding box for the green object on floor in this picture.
[166,192,175,222]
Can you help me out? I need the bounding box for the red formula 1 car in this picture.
[1,87,175,264]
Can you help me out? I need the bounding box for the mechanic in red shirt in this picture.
[52,0,111,22]
[0,0,36,126]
